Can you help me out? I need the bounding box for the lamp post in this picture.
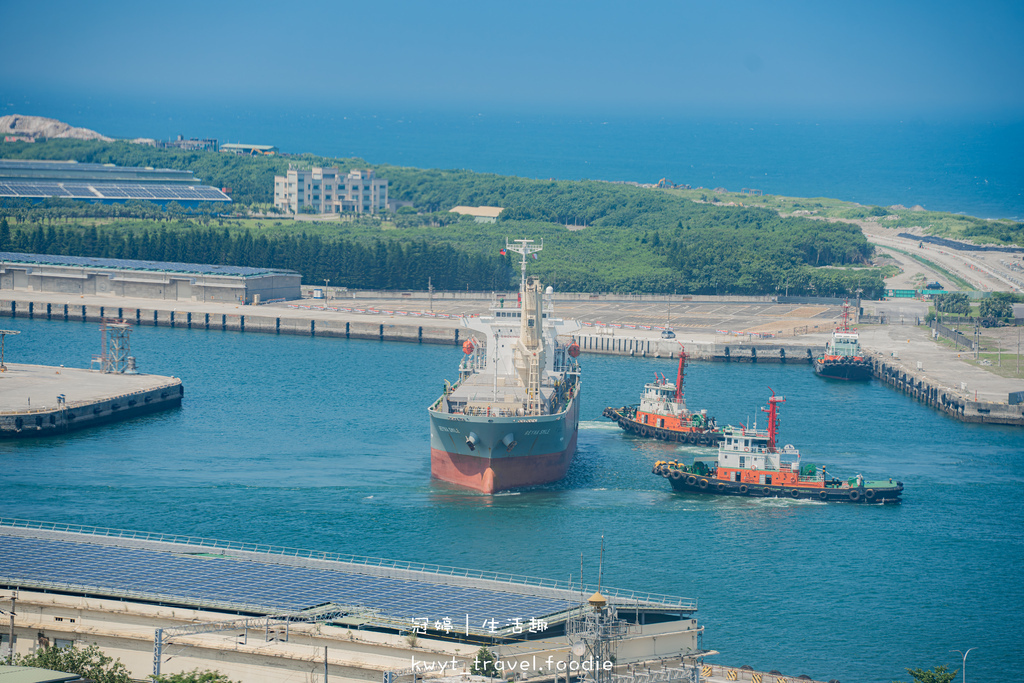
[950,647,976,683]
[324,279,330,304]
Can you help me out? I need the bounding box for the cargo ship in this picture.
[602,346,723,446]
[652,391,903,503]
[428,239,582,493]
[814,301,872,381]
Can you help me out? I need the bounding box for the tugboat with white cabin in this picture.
[652,390,903,503]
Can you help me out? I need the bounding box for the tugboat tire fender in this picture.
[686,475,697,485]
[687,434,697,444]
[865,488,876,500]
[716,483,727,493]
[698,478,709,490]
[640,426,649,437]
[699,435,710,446]
[849,489,861,502]
[670,470,683,481]
[790,489,800,498]
[739,484,749,494]
[762,487,771,496]
[818,490,829,501]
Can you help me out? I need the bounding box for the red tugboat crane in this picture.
[761,389,785,453]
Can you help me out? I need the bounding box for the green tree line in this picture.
[0,218,511,291]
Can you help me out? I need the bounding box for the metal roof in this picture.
[0,252,297,278]
[0,520,696,637]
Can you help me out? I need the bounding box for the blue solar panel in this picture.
[0,534,574,630]
[0,179,229,202]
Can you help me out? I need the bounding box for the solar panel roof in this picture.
[1,534,577,630]
[0,180,230,202]
[0,523,696,638]
[0,252,296,278]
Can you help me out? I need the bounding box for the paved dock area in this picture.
[1,290,840,343]
[0,363,180,413]
[859,324,1024,404]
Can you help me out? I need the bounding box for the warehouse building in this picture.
[0,252,300,304]
[0,160,231,206]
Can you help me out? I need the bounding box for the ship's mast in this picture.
[675,344,686,404]
[840,299,851,332]
[761,389,785,453]
[507,238,545,415]
[506,238,543,290]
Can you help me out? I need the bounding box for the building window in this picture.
[54,639,74,649]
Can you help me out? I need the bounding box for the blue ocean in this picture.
[2,91,1023,219]
[1,318,1022,683]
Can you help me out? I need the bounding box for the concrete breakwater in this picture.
[0,363,183,437]
[869,353,1024,425]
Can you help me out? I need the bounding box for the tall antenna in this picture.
[598,535,605,591]
[505,238,543,292]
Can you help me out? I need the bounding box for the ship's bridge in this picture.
[830,332,862,356]
[639,382,686,416]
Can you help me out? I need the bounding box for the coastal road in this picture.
[857,219,1024,293]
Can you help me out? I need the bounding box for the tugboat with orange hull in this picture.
[603,346,723,446]
[653,391,903,503]
[814,301,872,381]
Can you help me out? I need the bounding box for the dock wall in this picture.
[1,299,465,345]
[0,379,183,437]
[1,299,824,360]
[870,354,1024,425]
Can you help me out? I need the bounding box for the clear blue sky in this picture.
[3,0,1023,118]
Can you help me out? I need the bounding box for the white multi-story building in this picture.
[274,166,388,215]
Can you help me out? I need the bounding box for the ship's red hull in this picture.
[431,430,578,493]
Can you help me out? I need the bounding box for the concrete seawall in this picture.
[2,299,467,345]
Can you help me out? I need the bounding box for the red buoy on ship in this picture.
[568,342,581,358]
[462,340,475,354]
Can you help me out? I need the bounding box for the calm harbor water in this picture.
[1,317,1022,682]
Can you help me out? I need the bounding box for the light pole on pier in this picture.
[324,279,330,303]
[950,647,976,683]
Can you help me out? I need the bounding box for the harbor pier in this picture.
[0,363,183,437]
[859,325,1024,425]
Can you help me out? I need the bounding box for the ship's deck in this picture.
[439,371,557,416]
